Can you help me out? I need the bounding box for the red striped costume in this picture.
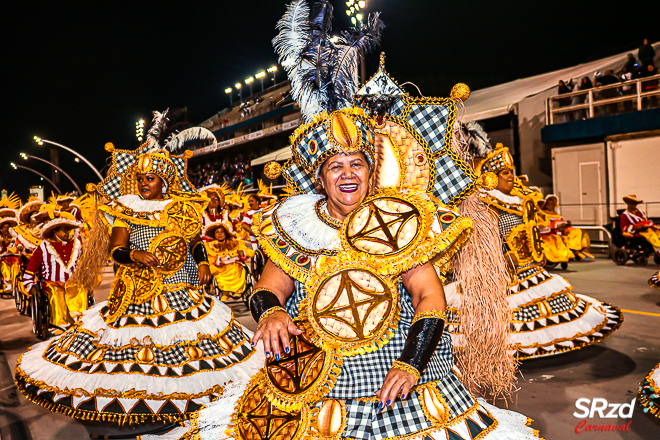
[23,238,82,290]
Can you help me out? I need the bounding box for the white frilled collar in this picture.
[485,189,522,205]
[273,193,342,253]
[116,195,173,213]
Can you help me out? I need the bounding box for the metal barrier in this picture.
[575,225,613,256]
[546,72,660,125]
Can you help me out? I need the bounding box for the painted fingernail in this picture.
[266,351,270,357]
[386,400,391,406]
[378,402,383,409]
[401,394,406,399]
[275,354,280,360]
[285,347,290,353]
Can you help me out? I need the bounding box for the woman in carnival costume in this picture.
[14,109,263,424]
[444,142,623,359]
[540,194,593,260]
[146,3,542,439]
[536,197,574,267]
[204,220,254,300]
[199,183,232,225]
[640,272,660,417]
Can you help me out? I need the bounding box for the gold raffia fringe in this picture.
[392,361,421,382]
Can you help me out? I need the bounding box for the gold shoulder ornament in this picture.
[505,195,544,266]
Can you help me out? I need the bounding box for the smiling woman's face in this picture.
[496,169,515,195]
[136,173,165,200]
[319,153,369,219]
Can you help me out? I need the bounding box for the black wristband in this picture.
[249,288,282,323]
[112,247,133,265]
[397,317,445,374]
[192,241,209,264]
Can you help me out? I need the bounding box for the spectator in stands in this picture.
[596,70,620,115]
[624,53,638,73]
[640,64,659,109]
[638,39,656,68]
[572,77,593,119]
[620,67,635,112]
[557,80,572,122]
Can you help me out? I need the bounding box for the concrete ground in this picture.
[1,258,659,439]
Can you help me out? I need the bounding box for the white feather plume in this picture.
[165,127,217,152]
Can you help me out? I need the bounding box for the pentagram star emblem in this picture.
[165,201,202,239]
[153,235,187,274]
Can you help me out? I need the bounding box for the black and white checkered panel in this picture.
[342,393,433,440]
[388,97,407,118]
[163,288,196,311]
[128,223,165,251]
[171,156,194,193]
[55,332,96,359]
[283,160,316,195]
[286,281,307,318]
[125,302,153,315]
[516,267,538,283]
[548,293,577,314]
[406,103,452,154]
[298,126,330,173]
[326,285,454,400]
[498,211,522,241]
[513,304,542,322]
[163,256,199,288]
[99,175,123,200]
[115,151,136,175]
[431,155,473,205]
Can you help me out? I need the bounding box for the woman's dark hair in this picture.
[249,194,261,203]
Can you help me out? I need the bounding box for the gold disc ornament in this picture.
[125,265,162,304]
[105,267,135,323]
[341,188,438,275]
[303,261,399,356]
[163,200,203,239]
[263,321,342,411]
[233,373,309,440]
[149,232,188,276]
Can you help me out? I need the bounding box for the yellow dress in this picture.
[206,240,255,294]
[537,211,574,263]
[542,210,591,257]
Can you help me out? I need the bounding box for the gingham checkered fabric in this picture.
[296,126,330,172]
[339,372,475,440]
[125,302,153,315]
[171,156,194,193]
[483,154,508,174]
[283,160,316,195]
[163,288,196,311]
[549,294,579,314]
[432,154,473,205]
[128,223,165,251]
[288,281,456,401]
[406,103,452,153]
[498,211,522,241]
[389,97,407,118]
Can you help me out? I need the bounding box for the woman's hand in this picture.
[252,311,302,359]
[376,366,418,408]
[132,250,160,267]
[198,264,211,285]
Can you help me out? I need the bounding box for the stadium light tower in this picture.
[10,162,62,194]
[235,82,243,101]
[345,0,368,83]
[245,76,254,97]
[20,152,82,194]
[225,87,233,106]
[255,70,266,93]
[267,65,278,86]
[33,136,103,181]
[135,118,145,142]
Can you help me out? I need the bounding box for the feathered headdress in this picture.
[273,0,384,122]
[144,109,217,152]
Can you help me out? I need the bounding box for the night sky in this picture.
[4,0,658,198]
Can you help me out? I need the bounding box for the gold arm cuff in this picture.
[197,261,210,268]
[257,306,287,326]
[392,360,421,382]
[129,249,137,262]
[411,309,447,325]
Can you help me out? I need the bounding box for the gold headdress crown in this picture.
[474,143,514,176]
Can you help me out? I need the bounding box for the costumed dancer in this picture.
[620,194,660,257]
[650,270,660,289]
[200,183,231,225]
[14,110,263,424]
[640,363,660,418]
[536,198,574,266]
[145,3,543,439]
[0,216,21,293]
[541,194,593,259]
[55,193,85,223]
[445,142,623,359]
[22,212,87,330]
[204,220,254,300]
